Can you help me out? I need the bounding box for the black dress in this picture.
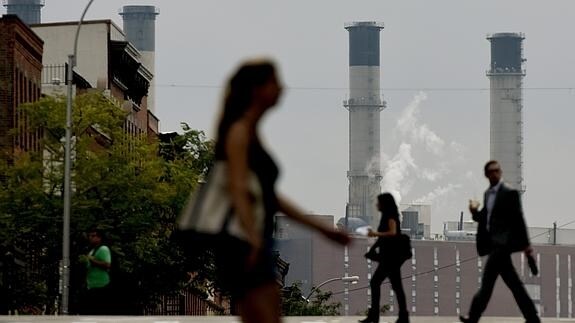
[366,212,400,261]
[215,138,279,297]
[366,212,409,321]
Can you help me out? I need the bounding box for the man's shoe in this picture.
[395,315,409,323]
[459,315,477,323]
[359,312,379,323]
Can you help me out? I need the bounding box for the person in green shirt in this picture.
[80,226,111,315]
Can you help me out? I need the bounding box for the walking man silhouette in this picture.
[460,160,540,323]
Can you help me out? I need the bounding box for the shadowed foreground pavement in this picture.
[1,317,574,323]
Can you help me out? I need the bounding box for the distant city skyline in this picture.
[4,1,574,233]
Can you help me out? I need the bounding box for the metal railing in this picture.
[144,287,227,316]
[41,64,67,85]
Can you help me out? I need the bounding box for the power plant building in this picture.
[119,5,159,114]
[400,203,431,240]
[344,21,385,229]
[487,32,525,192]
[276,213,575,319]
[2,0,44,25]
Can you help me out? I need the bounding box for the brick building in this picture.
[0,14,43,160]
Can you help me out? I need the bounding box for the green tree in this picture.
[159,122,214,179]
[0,91,214,314]
[281,282,341,316]
[157,122,219,295]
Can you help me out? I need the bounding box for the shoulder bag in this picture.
[176,161,265,243]
[364,233,412,265]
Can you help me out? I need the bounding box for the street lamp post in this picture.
[61,0,96,314]
[304,275,360,302]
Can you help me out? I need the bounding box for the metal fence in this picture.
[41,64,67,85]
[144,287,227,316]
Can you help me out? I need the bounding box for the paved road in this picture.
[1,317,574,323]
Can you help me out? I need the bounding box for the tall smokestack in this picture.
[2,0,44,25]
[487,32,525,193]
[344,21,385,228]
[119,5,159,113]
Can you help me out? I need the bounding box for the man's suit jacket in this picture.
[473,183,530,256]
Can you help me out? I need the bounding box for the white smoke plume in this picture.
[413,183,462,204]
[380,92,471,232]
[397,92,445,156]
[420,168,443,182]
[365,154,381,179]
[381,143,416,204]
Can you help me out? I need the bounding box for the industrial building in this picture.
[343,21,386,230]
[487,32,525,192]
[2,0,43,25]
[119,5,159,114]
[276,213,575,319]
[400,203,431,240]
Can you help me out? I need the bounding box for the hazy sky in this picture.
[7,1,575,233]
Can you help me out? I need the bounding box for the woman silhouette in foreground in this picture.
[214,59,350,323]
[360,193,409,323]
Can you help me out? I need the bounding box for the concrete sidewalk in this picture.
[1,316,574,323]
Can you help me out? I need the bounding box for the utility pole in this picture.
[61,0,96,314]
[553,221,557,245]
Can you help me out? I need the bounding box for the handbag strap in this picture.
[220,208,235,235]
